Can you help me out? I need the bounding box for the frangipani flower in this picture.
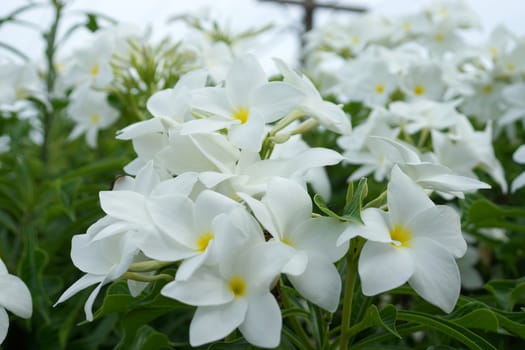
[67,84,119,148]
[274,58,351,135]
[185,54,303,151]
[240,177,348,311]
[161,212,290,348]
[0,258,32,344]
[346,166,467,312]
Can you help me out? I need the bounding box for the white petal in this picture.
[407,206,467,258]
[239,294,282,348]
[513,145,525,163]
[293,217,348,262]
[288,253,341,312]
[252,82,303,122]
[0,307,8,344]
[84,281,105,321]
[226,55,267,107]
[54,274,104,306]
[237,192,280,237]
[282,250,308,276]
[162,269,233,306]
[388,165,434,226]
[189,300,247,346]
[511,171,525,192]
[116,118,164,140]
[228,113,266,152]
[150,173,199,198]
[194,190,239,233]
[408,238,461,313]
[358,241,414,295]
[0,274,32,318]
[146,195,196,248]
[263,178,312,238]
[175,249,211,281]
[99,191,150,224]
[191,87,232,118]
[0,260,6,274]
[337,209,392,246]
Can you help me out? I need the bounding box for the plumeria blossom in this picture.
[185,54,303,151]
[240,177,348,311]
[400,63,446,101]
[432,116,507,192]
[0,61,41,105]
[66,84,119,148]
[117,69,209,141]
[273,58,351,135]
[341,166,467,313]
[0,258,32,344]
[142,189,243,280]
[370,136,490,198]
[511,145,525,192]
[161,210,290,348]
[388,99,461,134]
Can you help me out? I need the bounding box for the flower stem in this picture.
[122,272,174,283]
[339,236,365,349]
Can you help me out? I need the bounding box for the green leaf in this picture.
[313,178,368,224]
[347,304,401,339]
[447,302,500,332]
[397,310,497,350]
[124,325,172,350]
[85,13,99,32]
[485,277,525,311]
[342,177,368,223]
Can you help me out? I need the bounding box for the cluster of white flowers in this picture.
[56,25,144,147]
[52,51,483,347]
[305,0,525,195]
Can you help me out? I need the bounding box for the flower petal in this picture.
[0,307,8,344]
[358,241,414,295]
[99,191,150,225]
[408,238,461,313]
[239,293,282,348]
[293,217,348,262]
[0,274,32,318]
[407,205,466,258]
[190,300,247,346]
[54,274,104,306]
[162,268,233,306]
[288,253,341,312]
[388,165,434,226]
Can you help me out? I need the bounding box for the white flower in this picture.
[0,135,10,154]
[400,63,446,101]
[240,177,348,311]
[274,58,351,135]
[389,100,461,134]
[185,55,302,151]
[161,218,289,348]
[142,189,242,280]
[499,82,525,127]
[352,166,467,313]
[340,58,397,107]
[0,61,41,105]
[511,145,525,192]
[0,258,32,344]
[67,84,119,148]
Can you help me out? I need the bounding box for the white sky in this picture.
[1,0,524,69]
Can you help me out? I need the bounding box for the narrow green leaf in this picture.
[347,304,401,339]
[397,310,497,350]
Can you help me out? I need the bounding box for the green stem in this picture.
[121,272,174,283]
[41,0,64,167]
[417,128,429,149]
[339,237,365,350]
[127,260,175,272]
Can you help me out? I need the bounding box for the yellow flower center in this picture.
[414,85,425,95]
[281,237,295,247]
[196,232,214,252]
[90,113,100,125]
[375,84,385,94]
[229,276,247,297]
[489,48,498,58]
[506,64,516,72]
[435,33,445,42]
[482,85,493,94]
[351,36,360,45]
[390,224,412,248]
[90,63,100,77]
[402,22,412,32]
[232,107,249,124]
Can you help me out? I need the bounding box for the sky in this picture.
[1,0,524,69]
